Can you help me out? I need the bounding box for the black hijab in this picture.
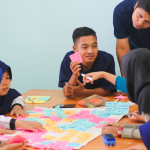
[121,48,150,115]
[0,61,21,115]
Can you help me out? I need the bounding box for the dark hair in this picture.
[137,0,150,14]
[72,27,97,44]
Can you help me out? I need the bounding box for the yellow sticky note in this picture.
[61,134,76,139]
[64,110,76,115]
[44,118,58,126]
[61,118,75,122]
[77,132,94,141]
[28,114,42,118]
[44,126,53,131]
[66,129,80,135]
[57,137,70,142]
[43,135,57,140]
[33,100,46,104]
[52,126,64,134]
[51,112,57,115]
[73,139,87,144]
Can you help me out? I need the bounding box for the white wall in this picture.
[0,0,121,94]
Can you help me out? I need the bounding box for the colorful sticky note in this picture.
[8,135,27,144]
[77,132,94,141]
[105,102,117,114]
[115,102,129,115]
[66,129,80,135]
[28,114,42,118]
[41,140,55,145]
[67,142,82,148]
[95,125,103,128]
[38,96,51,100]
[69,52,83,64]
[25,118,38,121]
[114,95,127,100]
[49,115,62,121]
[43,135,57,140]
[61,118,75,122]
[31,108,44,112]
[64,110,76,115]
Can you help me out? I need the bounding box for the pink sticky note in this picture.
[50,115,62,121]
[104,118,118,122]
[31,108,44,112]
[114,95,127,100]
[15,117,27,120]
[88,116,105,124]
[1,135,12,140]
[69,52,83,64]
[8,135,27,144]
[39,114,48,118]
[95,125,103,128]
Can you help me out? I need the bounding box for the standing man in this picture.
[114,0,150,76]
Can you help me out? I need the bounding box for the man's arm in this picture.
[116,37,130,77]
[63,74,78,98]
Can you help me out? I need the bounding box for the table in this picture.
[22,89,143,150]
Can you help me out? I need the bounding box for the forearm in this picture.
[63,74,79,98]
[116,40,130,77]
[101,72,117,85]
[0,115,16,130]
[82,88,110,97]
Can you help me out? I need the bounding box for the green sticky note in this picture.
[38,97,50,100]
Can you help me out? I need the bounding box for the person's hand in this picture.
[65,80,85,96]
[128,112,145,122]
[0,128,16,134]
[70,61,81,77]
[103,121,124,128]
[83,72,103,85]
[15,120,45,132]
[102,126,119,137]
[125,144,147,150]
[1,141,27,150]
[10,105,28,117]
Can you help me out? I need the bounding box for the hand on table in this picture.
[0,141,27,150]
[0,128,15,134]
[10,105,28,117]
[15,120,45,132]
[65,80,85,96]
[103,121,124,128]
[102,126,119,137]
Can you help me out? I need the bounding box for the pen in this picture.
[28,97,34,103]
[81,73,93,81]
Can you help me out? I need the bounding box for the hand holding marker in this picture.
[81,73,93,81]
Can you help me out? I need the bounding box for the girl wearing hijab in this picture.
[0,62,45,132]
[83,48,150,144]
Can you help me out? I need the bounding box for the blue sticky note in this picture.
[105,102,117,114]
[27,111,37,113]
[25,118,38,121]
[100,121,106,125]
[115,102,129,115]
[42,109,54,112]
[36,121,45,124]
[41,140,55,145]
[90,110,104,116]
[44,112,53,117]
[67,142,82,148]
[38,97,50,100]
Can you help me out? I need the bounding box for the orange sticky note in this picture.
[43,135,57,140]
[28,114,42,118]
[61,118,75,122]
[62,134,76,139]
[57,137,70,142]
[64,110,76,115]
[66,129,80,135]
[73,139,87,144]
[77,132,94,141]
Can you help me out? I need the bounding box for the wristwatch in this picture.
[117,127,123,137]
